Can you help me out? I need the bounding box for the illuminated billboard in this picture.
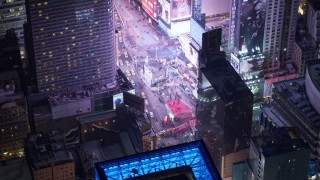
[158,0,171,25]
[239,0,266,55]
[142,0,157,19]
[228,0,241,52]
[171,0,191,20]
[113,93,123,109]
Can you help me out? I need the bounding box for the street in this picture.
[114,0,198,148]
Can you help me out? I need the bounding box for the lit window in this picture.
[53,33,55,36]
[72,36,75,39]
[40,28,44,31]
[75,76,78,79]
[45,16,49,20]
[38,3,42,6]
[44,2,48,5]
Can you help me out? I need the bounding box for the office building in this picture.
[197,52,253,170]
[263,0,299,72]
[228,0,266,57]
[270,62,320,158]
[25,0,116,93]
[0,0,27,58]
[307,0,320,44]
[95,140,222,180]
[24,129,75,180]
[249,128,310,180]
[227,0,266,103]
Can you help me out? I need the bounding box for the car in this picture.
[153,35,159,41]
[149,112,154,118]
[131,80,135,86]
[125,60,129,65]
[124,51,128,58]
[119,59,123,66]
[118,36,123,42]
[126,70,131,77]
[141,92,146,99]
[131,70,136,76]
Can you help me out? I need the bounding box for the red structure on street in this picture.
[165,100,193,121]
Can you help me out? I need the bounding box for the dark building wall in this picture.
[25,0,116,93]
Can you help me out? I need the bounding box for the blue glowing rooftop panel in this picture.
[95,140,221,180]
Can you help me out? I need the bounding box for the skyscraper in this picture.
[197,49,253,170]
[25,0,116,93]
[263,0,299,72]
[0,0,27,58]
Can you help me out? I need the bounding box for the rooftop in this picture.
[95,140,221,180]
[201,57,252,103]
[47,69,131,106]
[296,33,317,51]
[253,128,309,157]
[260,104,291,127]
[25,133,73,168]
[273,78,320,128]
[77,110,117,125]
[166,100,193,117]
[81,140,105,168]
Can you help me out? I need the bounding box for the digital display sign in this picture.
[142,0,157,19]
[158,0,171,25]
[171,0,191,20]
[239,0,266,55]
[113,93,123,109]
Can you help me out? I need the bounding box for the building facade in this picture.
[0,96,29,161]
[25,0,116,93]
[293,34,318,75]
[263,0,299,72]
[249,128,310,180]
[0,0,27,58]
[197,53,253,171]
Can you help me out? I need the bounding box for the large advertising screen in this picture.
[142,0,157,19]
[239,0,266,55]
[123,91,146,112]
[171,0,191,20]
[158,0,171,25]
[228,0,240,52]
[113,93,123,109]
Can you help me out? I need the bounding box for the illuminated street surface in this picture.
[114,0,197,148]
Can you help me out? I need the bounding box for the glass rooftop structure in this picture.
[95,140,221,180]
